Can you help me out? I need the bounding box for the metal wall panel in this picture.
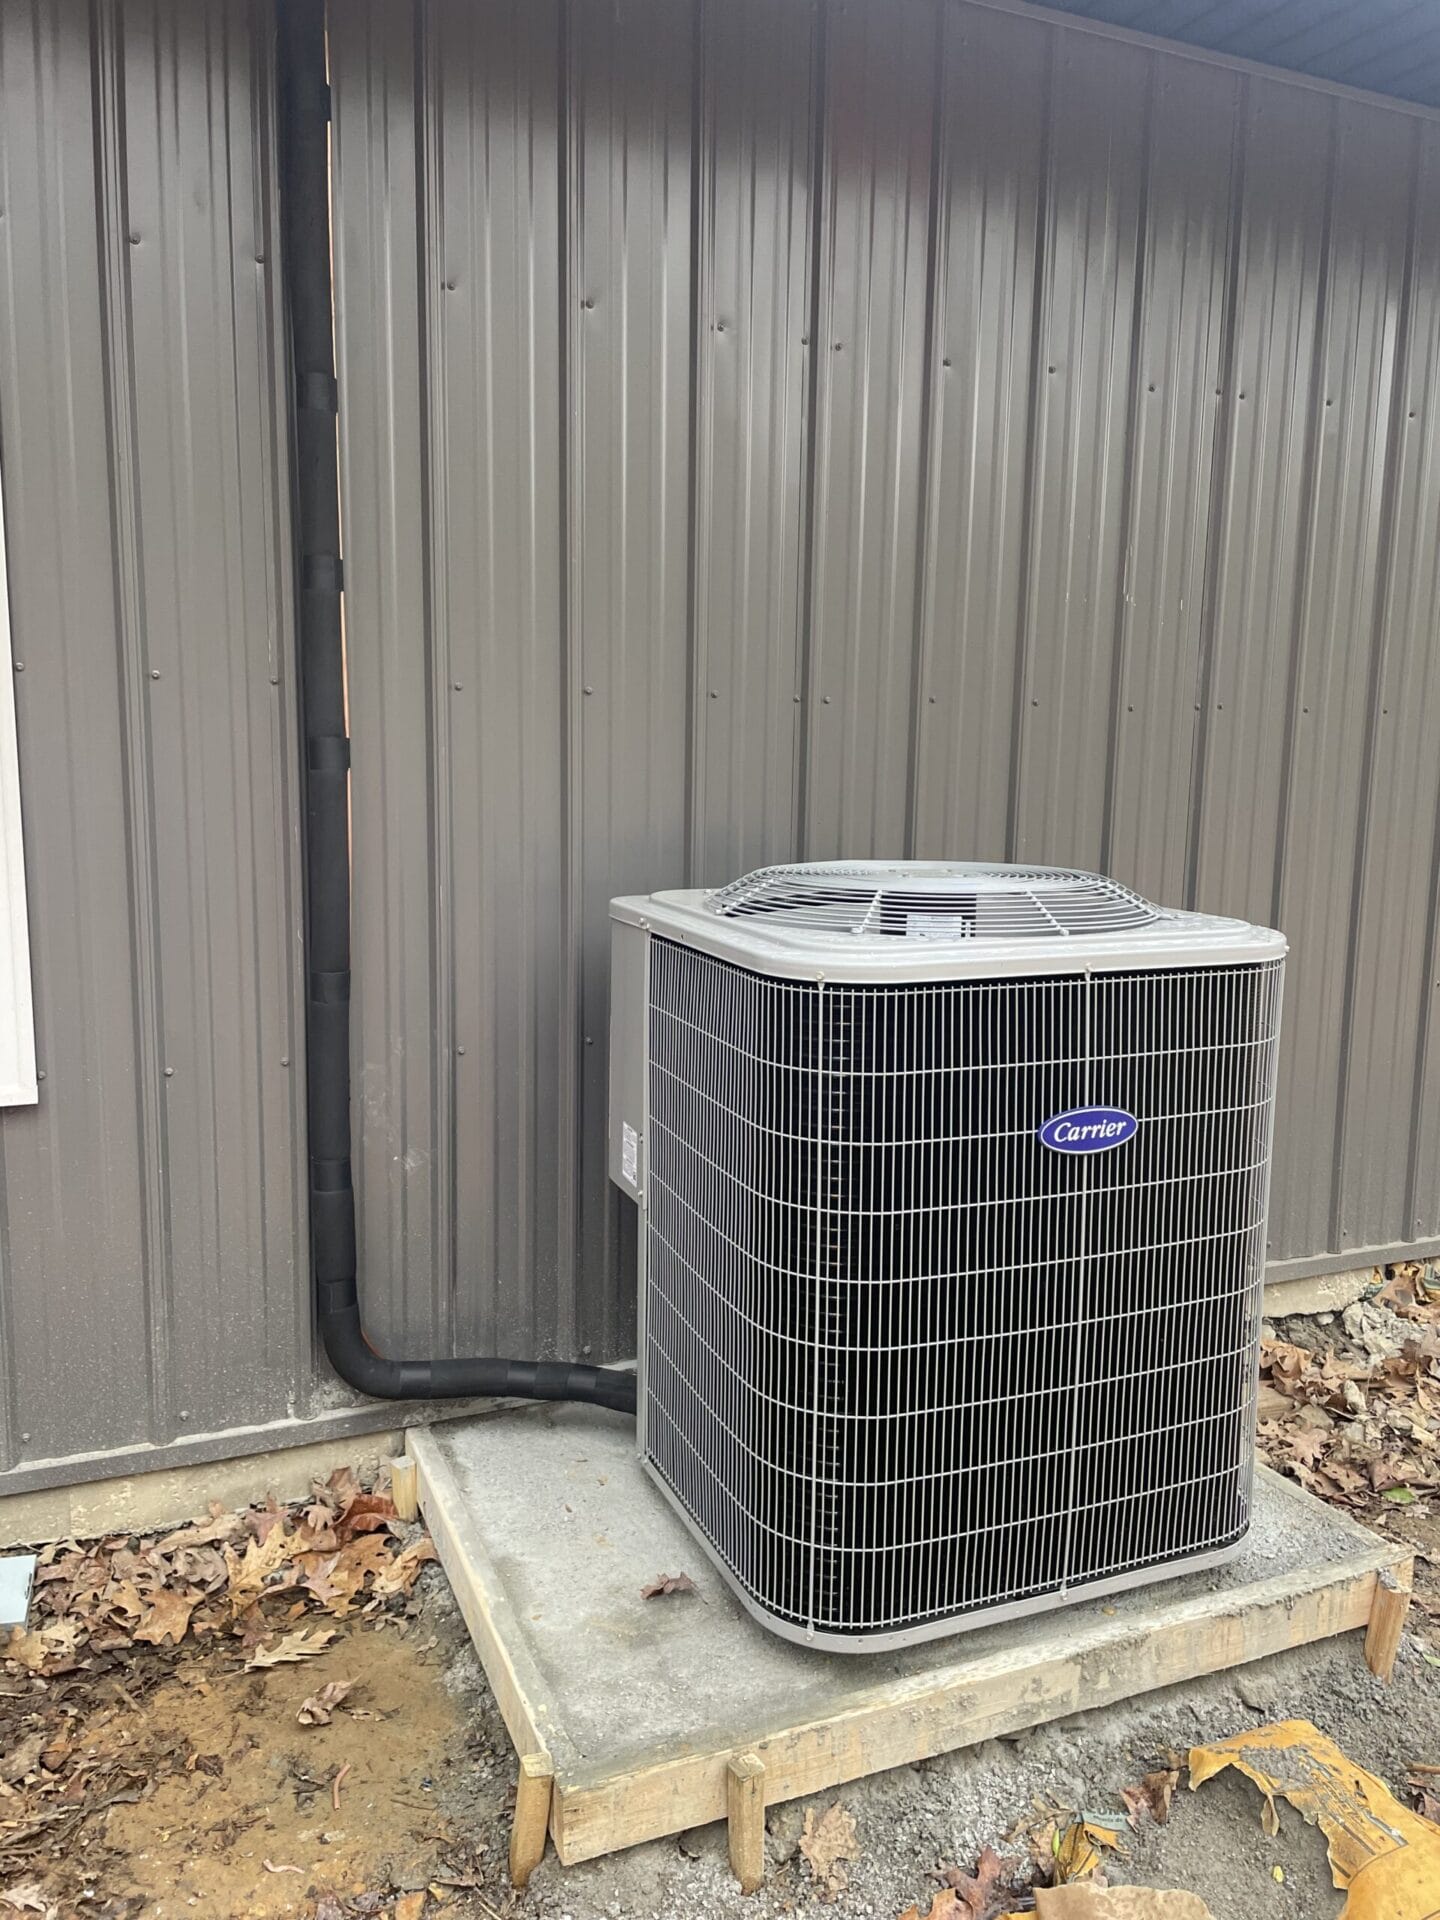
[328,0,1440,1352]
[5,0,1440,1498]
[0,0,306,1489]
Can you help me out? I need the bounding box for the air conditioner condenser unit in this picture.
[608,863,1285,1651]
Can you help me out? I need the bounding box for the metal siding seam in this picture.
[422,0,459,1354]
[568,0,694,1361]
[1328,115,1422,1252]
[690,0,814,886]
[793,0,829,859]
[1002,23,1057,864]
[329,0,441,1358]
[1102,58,1239,905]
[1013,26,1149,869]
[94,0,176,1447]
[0,0,153,1464]
[900,0,950,861]
[1096,50,1158,885]
[1271,103,1409,1257]
[1182,69,1249,914]
[248,0,312,1421]
[803,0,935,861]
[912,3,1047,865]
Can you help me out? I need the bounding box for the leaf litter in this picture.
[0,1463,452,1916]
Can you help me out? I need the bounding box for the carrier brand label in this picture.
[1038,1106,1138,1153]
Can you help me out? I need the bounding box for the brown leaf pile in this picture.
[6,1467,435,1685]
[1257,1267,1440,1513]
[0,1467,436,1890]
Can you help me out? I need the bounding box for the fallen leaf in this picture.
[394,1895,427,1920]
[292,1533,393,1615]
[1053,1817,1127,1884]
[0,1731,44,1785]
[800,1802,860,1898]
[297,1679,354,1725]
[940,1843,1014,1917]
[1120,1770,1179,1829]
[0,1887,53,1916]
[335,1491,399,1540]
[225,1526,293,1610]
[133,1586,200,1647]
[1383,1486,1418,1505]
[1034,1890,1214,1916]
[373,1537,438,1597]
[1190,1719,1440,1917]
[331,1759,352,1810]
[640,1571,697,1599]
[897,1896,961,1920]
[245,1626,337,1669]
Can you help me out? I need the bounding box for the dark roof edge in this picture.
[965,0,1440,125]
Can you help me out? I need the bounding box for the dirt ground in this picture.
[4,1273,1440,1920]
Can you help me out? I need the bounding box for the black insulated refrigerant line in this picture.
[276,0,635,1419]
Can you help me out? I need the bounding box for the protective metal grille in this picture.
[643,940,1284,1642]
[705,862,1168,940]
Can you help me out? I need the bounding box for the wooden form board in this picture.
[407,1424,1410,1870]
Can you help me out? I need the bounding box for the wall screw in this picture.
[457,1045,466,1056]
[12,662,22,672]
[281,1055,290,1067]
[36,1070,45,1081]
[164,1066,175,1078]
[150,669,161,680]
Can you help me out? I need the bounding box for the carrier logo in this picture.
[1038,1106,1138,1153]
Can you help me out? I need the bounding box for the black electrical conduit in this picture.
[276,0,636,1419]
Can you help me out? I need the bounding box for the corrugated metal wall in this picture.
[330,0,1440,1355]
[0,0,313,1491]
[3,0,1440,1495]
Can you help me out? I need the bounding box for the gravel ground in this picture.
[447,1614,1435,1919]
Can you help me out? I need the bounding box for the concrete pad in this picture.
[410,1407,1410,1871]
[1262,1266,1377,1318]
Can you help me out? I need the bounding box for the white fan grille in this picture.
[706,862,1168,941]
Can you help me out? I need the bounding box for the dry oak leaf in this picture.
[133,1586,201,1647]
[294,1534,393,1614]
[0,1888,54,1916]
[225,1525,294,1608]
[800,1801,860,1898]
[941,1844,1015,1918]
[393,1894,427,1920]
[373,1536,438,1597]
[245,1626,337,1669]
[335,1491,399,1540]
[898,1896,962,1920]
[1120,1770,1179,1829]
[640,1571,697,1599]
[297,1679,354,1725]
